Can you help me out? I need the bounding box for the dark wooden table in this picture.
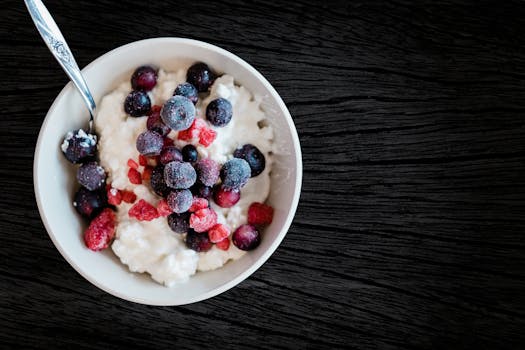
[2,1,525,349]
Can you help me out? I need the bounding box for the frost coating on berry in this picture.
[160,96,196,131]
[232,224,260,251]
[167,212,190,233]
[220,158,251,190]
[125,90,151,117]
[174,82,199,104]
[194,158,220,186]
[77,161,106,191]
[233,144,266,177]
[206,98,232,127]
[167,189,193,213]
[61,129,97,164]
[136,130,164,156]
[164,161,196,189]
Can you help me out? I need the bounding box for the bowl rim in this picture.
[33,37,302,305]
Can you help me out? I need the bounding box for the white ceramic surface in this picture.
[34,38,302,305]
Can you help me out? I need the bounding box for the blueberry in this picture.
[167,189,193,213]
[191,184,212,199]
[220,158,251,190]
[174,82,198,104]
[136,130,164,156]
[77,161,106,191]
[73,187,107,219]
[185,229,213,252]
[194,158,220,187]
[146,109,171,137]
[160,146,183,165]
[206,98,232,127]
[131,65,158,91]
[124,90,151,117]
[167,212,190,233]
[164,161,196,189]
[61,129,97,164]
[160,96,196,131]
[186,62,216,92]
[150,165,170,197]
[232,224,260,251]
[182,144,198,162]
[233,144,266,177]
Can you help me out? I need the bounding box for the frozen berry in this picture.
[187,62,216,92]
[220,158,251,190]
[206,98,232,127]
[73,187,107,219]
[147,106,171,137]
[121,190,137,203]
[248,202,274,225]
[124,90,151,117]
[233,144,266,177]
[208,223,230,243]
[194,158,220,187]
[164,161,196,189]
[136,130,164,156]
[163,137,175,148]
[84,208,116,251]
[174,82,198,104]
[160,95,195,131]
[77,161,106,191]
[128,199,159,221]
[185,229,213,252]
[191,184,212,199]
[167,212,190,233]
[128,168,142,185]
[182,144,198,162]
[198,127,217,147]
[160,146,183,165]
[142,166,153,182]
[189,207,217,232]
[107,187,122,206]
[232,224,260,251]
[189,197,208,212]
[215,237,230,251]
[61,129,97,164]
[156,199,172,217]
[150,165,170,197]
[131,65,158,91]
[213,186,240,208]
[138,154,148,166]
[167,189,193,213]
[177,118,206,141]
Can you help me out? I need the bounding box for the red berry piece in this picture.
[84,208,116,251]
[189,207,217,232]
[131,65,158,91]
[107,187,122,206]
[189,197,209,212]
[121,190,137,204]
[232,224,260,251]
[208,224,230,243]
[138,155,148,166]
[248,202,274,226]
[156,199,172,217]
[177,118,206,141]
[199,127,217,147]
[185,229,213,252]
[127,158,139,169]
[215,238,230,251]
[128,168,142,185]
[213,186,240,208]
[142,166,153,182]
[128,199,159,221]
[163,137,175,148]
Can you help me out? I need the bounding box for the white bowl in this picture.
[33,38,302,305]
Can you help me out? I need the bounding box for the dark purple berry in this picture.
[77,161,106,191]
[164,161,196,189]
[73,187,107,219]
[167,212,190,233]
[186,62,216,92]
[185,229,213,252]
[174,82,198,104]
[150,165,170,197]
[167,189,192,213]
[160,96,196,131]
[206,98,232,127]
[61,129,97,164]
[136,130,163,156]
[232,224,260,251]
[191,184,212,199]
[124,90,151,117]
[160,146,183,165]
[233,144,266,177]
[182,144,198,162]
[194,158,220,186]
[146,109,171,137]
[220,158,251,190]
[131,65,158,91]
[213,186,240,208]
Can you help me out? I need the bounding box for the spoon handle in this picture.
[25,0,96,129]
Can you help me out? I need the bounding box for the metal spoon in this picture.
[25,0,96,133]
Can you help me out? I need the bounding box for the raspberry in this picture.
[189,197,208,212]
[127,158,139,169]
[138,155,148,166]
[107,187,122,206]
[177,118,206,141]
[208,224,230,243]
[84,208,116,251]
[157,199,172,217]
[121,190,137,203]
[128,168,142,185]
[129,199,159,221]
[215,237,230,251]
[189,207,217,233]
[142,166,153,182]
[199,127,217,147]
[248,202,274,225]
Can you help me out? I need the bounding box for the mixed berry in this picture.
[61,62,274,258]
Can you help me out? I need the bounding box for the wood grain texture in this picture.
[1,0,525,349]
